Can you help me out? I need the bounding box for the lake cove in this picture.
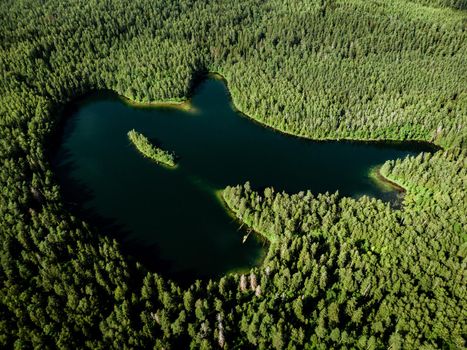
[53,77,433,281]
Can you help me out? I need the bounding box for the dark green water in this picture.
[53,77,431,280]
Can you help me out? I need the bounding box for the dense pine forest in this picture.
[0,0,466,348]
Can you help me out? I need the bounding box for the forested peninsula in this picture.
[0,0,466,349]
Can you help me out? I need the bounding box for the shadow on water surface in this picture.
[51,75,436,283]
[53,139,190,280]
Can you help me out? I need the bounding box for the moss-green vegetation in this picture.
[0,0,465,348]
[128,129,176,167]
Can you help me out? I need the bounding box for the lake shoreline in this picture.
[119,94,194,112]
[58,73,440,151]
[214,189,277,245]
[53,74,433,280]
[369,165,406,194]
[206,72,441,151]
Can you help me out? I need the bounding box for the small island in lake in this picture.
[127,129,177,168]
